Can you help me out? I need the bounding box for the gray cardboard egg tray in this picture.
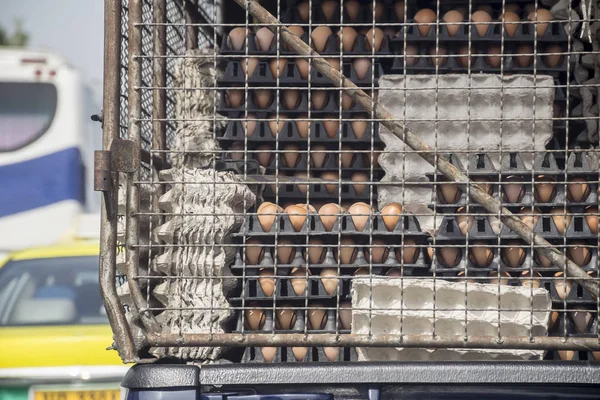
[351,277,552,360]
[219,116,382,144]
[220,58,387,87]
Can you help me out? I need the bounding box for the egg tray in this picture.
[281,0,413,25]
[501,211,599,240]
[219,117,383,144]
[220,31,393,57]
[219,59,388,87]
[391,16,568,45]
[218,89,371,116]
[233,209,427,237]
[262,181,376,201]
[241,346,358,363]
[426,152,497,180]
[434,212,499,241]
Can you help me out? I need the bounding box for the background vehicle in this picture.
[0,234,126,400]
[100,0,600,398]
[0,48,101,259]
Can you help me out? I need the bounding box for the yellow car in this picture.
[0,241,127,400]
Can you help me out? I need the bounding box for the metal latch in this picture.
[94,138,140,192]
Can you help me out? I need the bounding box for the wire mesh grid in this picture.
[103,0,600,363]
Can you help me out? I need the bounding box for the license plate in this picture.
[32,389,121,400]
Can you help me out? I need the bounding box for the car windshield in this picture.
[0,255,108,326]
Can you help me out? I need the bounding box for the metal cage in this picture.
[99,0,600,364]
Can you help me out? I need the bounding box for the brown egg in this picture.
[268,58,288,79]
[503,176,526,203]
[544,44,564,68]
[228,27,249,50]
[259,268,275,296]
[351,114,368,138]
[296,203,317,213]
[568,241,592,267]
[323,114,340,138]
[294,171,310,194]
[488,271,512,286]
[534,175,557,202]
[366,238,389,264]
[553,272,572,300]
[245,238,265,265]
[551,208,571,235]
[253,89,273,109]
[458,45,477,68]
[534,248,554,268]
[281,89,300,110]
[257,201,274,213]
[456,207,474,236]
[339,301,352,329]
[404,44,420,65]
[472,10,492,36]
[267,113,286,137]
[277,307,297,330]
[502,11,520,37]
[414,8,436,36]
[519,207,540,229]
[558,350,576,361]
[338,27,358,52]
[443,10,464,36]
[469,241,494,267]
[311,26,333,52]
[297,1,309,21]
[426,247,434,262]
[514,44,533,67]
[240,57,259,78]
[368,1,384,21]
[321,171,339,194]
[311,90,329,110]
[381,203,403,231]
[344,0,360,21]
[295,115,309,138]
[258,203,283,232]
[261,347,277,362]
[501,240,526,268]
[255,144,274,167]
[255,27,275,51]
[225,89,244,108]
[339,237,357,264]
[290,267,310,295]
[325,57,341,71]
[520,271,542,289]
[322,0,338,21]
[550,311,559,329]
[324,347,340,361]
[429,46,448,66]
[349,202,372,231]
[396,238,420,264]
[572,311,592,334]
[292,347,308,361]
[307,238,326,264]
[366,28,385,52]
[319,203,343,231]
[395,1,405,21]
[282,144,301,168]
[528,8,553,36]
[308,304,327,330]
[341,145,355,168]
[486,45,502,68]
[342,92,355,110]
[437,246,462,267]
[353,58,372,80]
[585,206,598,234]
[285,205,308,232]
[438,183,462,204]
[310,144,328,168]
[286,25,305,51]
[567,177,591,202]
[296,59,309,79]
[277,239,296,264]
[351,172,369,195]
[320,268,339,294]
[245,307,266,330]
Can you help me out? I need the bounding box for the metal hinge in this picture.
[94,138,140,192]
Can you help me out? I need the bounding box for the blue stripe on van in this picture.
[0,147,84,218]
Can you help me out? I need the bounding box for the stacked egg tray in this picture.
[545,310,600,361]
[241,343,359,363]
[230,210,430,300]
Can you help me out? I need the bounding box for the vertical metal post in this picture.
[185,0,199,50]
[127,0,161,332]
[100,0,137,362]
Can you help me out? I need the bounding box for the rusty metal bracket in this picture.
[94,151,112,192]
[111,138,140,173]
